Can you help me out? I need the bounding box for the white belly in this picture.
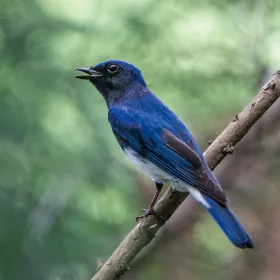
[124,148,172,183]
[124,148,209,207]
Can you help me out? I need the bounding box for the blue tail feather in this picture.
[203,196,254,249]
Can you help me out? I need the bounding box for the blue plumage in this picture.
[204,196,254,248]
[75,60,254,249]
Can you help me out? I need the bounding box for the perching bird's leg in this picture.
[136,182,164,223]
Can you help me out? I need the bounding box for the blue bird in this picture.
[75,60,254,249]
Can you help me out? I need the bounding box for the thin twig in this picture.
[91,71,280,280]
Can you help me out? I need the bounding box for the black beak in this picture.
[75,68,103,80]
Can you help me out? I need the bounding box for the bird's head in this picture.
[75,60,147,105]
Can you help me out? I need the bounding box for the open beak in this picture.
[75,68,103,80]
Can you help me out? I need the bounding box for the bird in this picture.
[75,60,254,249]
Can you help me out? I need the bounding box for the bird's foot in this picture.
[136,208,164,224]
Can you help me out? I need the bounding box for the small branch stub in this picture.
[97,259,104,271]
[232,114,239,122]
[222,143,234,155]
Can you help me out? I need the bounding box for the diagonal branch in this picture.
[91,71,280,280]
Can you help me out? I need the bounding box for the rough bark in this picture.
[91,71,280,280]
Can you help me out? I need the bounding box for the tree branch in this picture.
[91,71,280,280]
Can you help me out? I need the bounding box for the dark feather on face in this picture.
[76,60,147,105]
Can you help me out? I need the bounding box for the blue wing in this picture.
[108,105,227,205]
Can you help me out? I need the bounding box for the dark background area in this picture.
[1,0,280,279]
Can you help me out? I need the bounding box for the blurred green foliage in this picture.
[1,0,280,279]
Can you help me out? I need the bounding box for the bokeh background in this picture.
[1,0,280,279]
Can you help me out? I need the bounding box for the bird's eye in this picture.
[107,64,119,74]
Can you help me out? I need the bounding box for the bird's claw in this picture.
[135,208,152,222]
[136,208,165,224]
